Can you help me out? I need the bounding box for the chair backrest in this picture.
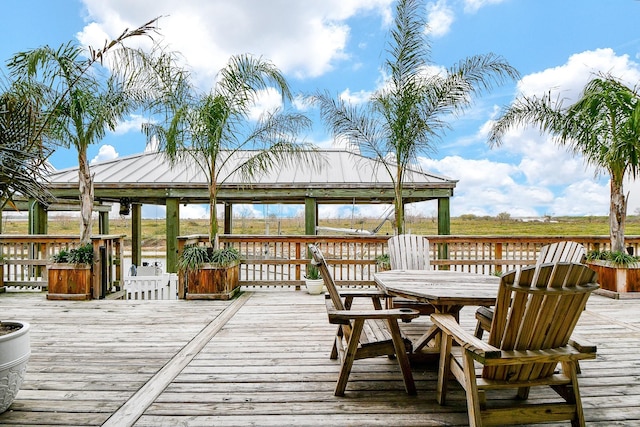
[537,241,586,266]
[308,244,345,312]
[387,235,430,270]
[486,262,598,381]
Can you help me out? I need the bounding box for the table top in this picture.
[374,269,500,306]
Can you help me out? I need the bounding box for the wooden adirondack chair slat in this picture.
[433,262,598,426]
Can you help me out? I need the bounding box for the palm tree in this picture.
[145,53,320,246]
[0,83,52,209]
[489,75,640,253]
[312,0,519,234]
[7,19,162,244]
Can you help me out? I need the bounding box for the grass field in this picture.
[5,214,640,241]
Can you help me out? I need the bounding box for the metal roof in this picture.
[46,149,457,205]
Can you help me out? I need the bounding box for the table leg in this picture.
[413,305,462,353]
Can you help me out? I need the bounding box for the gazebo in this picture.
[38,149,457,272]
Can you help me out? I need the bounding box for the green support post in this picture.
[224,203,233,235]
[304,197,317,236]
[166,198,180,273]
[131,203,142,268]
[99,211,109,234]
[28,199,47,235]
[437,198,451,269]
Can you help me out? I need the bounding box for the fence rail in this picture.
[2,234,637,295]
[210,234,639,287]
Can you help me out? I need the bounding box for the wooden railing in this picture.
[176,234,640,289]
[3,233,637,296]
[0,235,124,298]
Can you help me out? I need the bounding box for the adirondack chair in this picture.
[308,244,419,396]
[475,241,586,338]
[386,234,435,315]
[432,262,598,427]
[388,234,431,270]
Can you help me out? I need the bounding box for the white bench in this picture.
[124,273,178,300]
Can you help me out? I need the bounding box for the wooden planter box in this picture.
[185,262,240,300]
[47,263,92,300]
[587,261,640,298]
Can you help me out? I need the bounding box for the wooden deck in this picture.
[1,289,639,426]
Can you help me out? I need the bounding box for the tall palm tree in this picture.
[489,76,640,253]
[145,53,320,246]
[7,19,162,244]
[313,0,519,234]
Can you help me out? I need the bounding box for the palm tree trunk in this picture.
[610,178,627,253]
[395,165,405,235]
[78,147,93,245]
[209,163,219,249]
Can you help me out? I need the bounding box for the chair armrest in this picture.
[483,345,597,366]
[328,306,419,323]
[569,335,597,353]
[339,289,390,298]
[430,313,501,360]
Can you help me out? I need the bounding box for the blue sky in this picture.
[3,0,640,220]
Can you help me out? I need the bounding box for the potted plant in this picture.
[304,263,324,295]
[0,321,30,413]
[47,243,94,300]
[586,250,640,296]
[179,245,241,300]
[375,254,391,272]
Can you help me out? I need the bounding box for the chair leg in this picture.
[436,333,453,404]
[474,321,484,339]
[330,326,342,360]
[387,318,416,395]
[565,362,586,427]
[462,352,483,427]
[516,386,530,399]
[334,319,364,397]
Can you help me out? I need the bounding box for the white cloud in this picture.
[339,88,372,105]
[248,88,285,121]
[516,48,640,102]
[91,145,119,164]
[426,0,455,37]
[450,48,640,217]
[463,0,508,14]
[112,114,148,135]
[180,204,208,219]
[78,0,394,88]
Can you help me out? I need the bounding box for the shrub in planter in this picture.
[179,245,241,300]
[304,263,324,295]
[47,244,94,300]
[586,250,640,295]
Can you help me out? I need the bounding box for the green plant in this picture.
[52,244,93,264]
[177,245,210,272]
[586,249,639,266]
[305,263,321,280]
[209,247,241,267]
[375,253,391,270]
[178,245,241,272]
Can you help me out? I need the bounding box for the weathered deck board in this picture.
[0,289,639,426]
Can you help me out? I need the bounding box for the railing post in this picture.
[495,243,503,276]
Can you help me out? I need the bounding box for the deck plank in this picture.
[0,289,639,426]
